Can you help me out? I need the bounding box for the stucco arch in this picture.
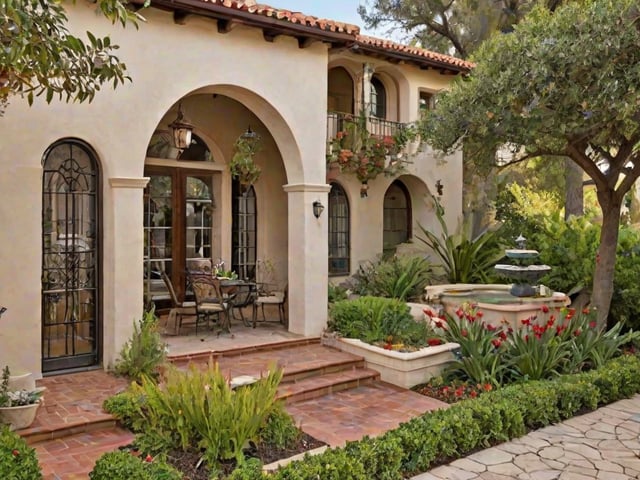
[191,84,305,184]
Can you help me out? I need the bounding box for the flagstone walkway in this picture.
[414,394,640,480]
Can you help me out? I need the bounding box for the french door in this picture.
[144,167,216,305]
[42,140,100,372]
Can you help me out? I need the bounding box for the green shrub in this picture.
[350,255,434,301]
[327,283,349,304]
[259,402,301,450]
[0,426,42,480]
[88,451,181,480]
[128,363,282,470]
[103,390,144,431]
[328,296,428,348]
[114,309,166,382]
[226,458,267,480]
[342,436,403,480]
[273,447,367,479]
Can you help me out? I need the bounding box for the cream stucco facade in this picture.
[0,1,466,378]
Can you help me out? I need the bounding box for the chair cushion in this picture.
[256,294,284,304]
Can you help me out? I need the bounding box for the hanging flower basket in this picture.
[230,130,262,187]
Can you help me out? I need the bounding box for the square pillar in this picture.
[283,183,331,336]
[104,177,149,369]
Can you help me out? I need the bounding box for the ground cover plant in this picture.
[103,363,322,479]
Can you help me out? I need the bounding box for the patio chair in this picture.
[252,283,287,328]
[161,271,197,335]
[190,274,235,335]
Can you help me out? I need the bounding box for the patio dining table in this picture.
[218,279,258,328]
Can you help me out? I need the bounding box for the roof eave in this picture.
[351,43,471,74]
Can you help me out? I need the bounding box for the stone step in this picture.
[277,367,380,404]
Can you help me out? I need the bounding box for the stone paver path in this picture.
[414,395,640,480]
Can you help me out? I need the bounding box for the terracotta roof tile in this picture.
[197,0,361,34]
[356,34,474,71]
[177,0,472,72]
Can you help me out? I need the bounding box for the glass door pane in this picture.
[185,175,213,271]
[144,175,173,305]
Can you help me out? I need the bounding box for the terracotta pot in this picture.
[0,401,41,431]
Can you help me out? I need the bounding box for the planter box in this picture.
[323,336,459,389]
[0,401,41,431]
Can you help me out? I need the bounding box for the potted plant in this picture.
[0,366,45,431]
[230,128,262,189]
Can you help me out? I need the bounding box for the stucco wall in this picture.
[0,3,329,375]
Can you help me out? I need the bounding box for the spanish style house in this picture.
[0,0,471,377]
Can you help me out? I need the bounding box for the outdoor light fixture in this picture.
[312,200,325,218]
[0,306,6,318]
[169,102,194,150]
[435,179,444,196]
[241,126,259,141]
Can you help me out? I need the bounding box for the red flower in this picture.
[456,308,464,318]
[145,455,153,463]
[574,329,582,336]
[476,311,484,318]
[461,329,468,337]
[491,339,502,348]
[483,384,492,392]
[486,324,496,331]
[521,318,531,326]
[434,320,445,329]
[470,390,478,398]
[383,343,393,350]
[499,331,507,340]
[541,305,549,313]
[428,338,443,346]
[11,449,19,457]
[589,321,597,329]
[556,325,566,335]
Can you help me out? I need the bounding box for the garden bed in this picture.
[323,335,459,389]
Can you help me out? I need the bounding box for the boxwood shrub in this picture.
[0,426,42,480]
[89,451,181,480]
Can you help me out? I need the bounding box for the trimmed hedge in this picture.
[268,354,640,479]
[89,451,181,480]
[0,426,42,480]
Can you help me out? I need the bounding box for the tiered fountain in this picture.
[425,235,570,329]
[494,235,551,297]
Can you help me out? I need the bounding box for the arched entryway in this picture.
[41,139,101,372]
[383,180,412,254]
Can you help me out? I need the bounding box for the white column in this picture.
[104,177,149,369]
[283,183,331,336]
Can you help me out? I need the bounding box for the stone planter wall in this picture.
[323,336,459,389]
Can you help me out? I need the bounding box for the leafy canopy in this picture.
[0,0,144,114]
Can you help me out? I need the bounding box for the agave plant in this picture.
[416,197,505,283]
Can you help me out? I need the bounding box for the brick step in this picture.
[277,368,380,404]
[167,336,322,364]
[21,415,118,446]
[33,426,135,479]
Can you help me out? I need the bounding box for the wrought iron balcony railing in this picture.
[327,111,406,142]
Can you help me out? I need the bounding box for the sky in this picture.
[268,0,381,36]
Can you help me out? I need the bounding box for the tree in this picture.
[358,0,563,59]
[0,0,143,115]
[421,0,640,326]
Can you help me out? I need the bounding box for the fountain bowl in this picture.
[425,284,570,330]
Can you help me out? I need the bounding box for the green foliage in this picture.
[416,198,504,283]
[273,447,368,479]
[350,255,434,301]
[0,426,42,480]
[88,451,181,480]
[503,327,568,381]
[328,296,428,348]
[1,0,140,114]
[610,230,640,329]
[114,309,166,382]
[259,402,300,450]
[327,283,348,304]
[127,363,282,470]
[422,0,640,321]
[226,458,267,480]
[230,132,262,185]
[342,436,403,480]
[102,390,145,431]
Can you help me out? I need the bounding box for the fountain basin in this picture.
[425,284,570,330]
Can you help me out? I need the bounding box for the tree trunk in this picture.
[564,158,583,219]
[591,192,621,328]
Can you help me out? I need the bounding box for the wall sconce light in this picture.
[360,182,369,198]
[312,200,325,218]
[0,306,6,318]
[169,102,194,150]
[435,179,444,196]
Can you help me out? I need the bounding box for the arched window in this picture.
[232,182,257,280]
[383,180,411,254]
[370,75,387,119]
[42,139,100,372]
[328,67,355,114]
[328,183,350,275]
